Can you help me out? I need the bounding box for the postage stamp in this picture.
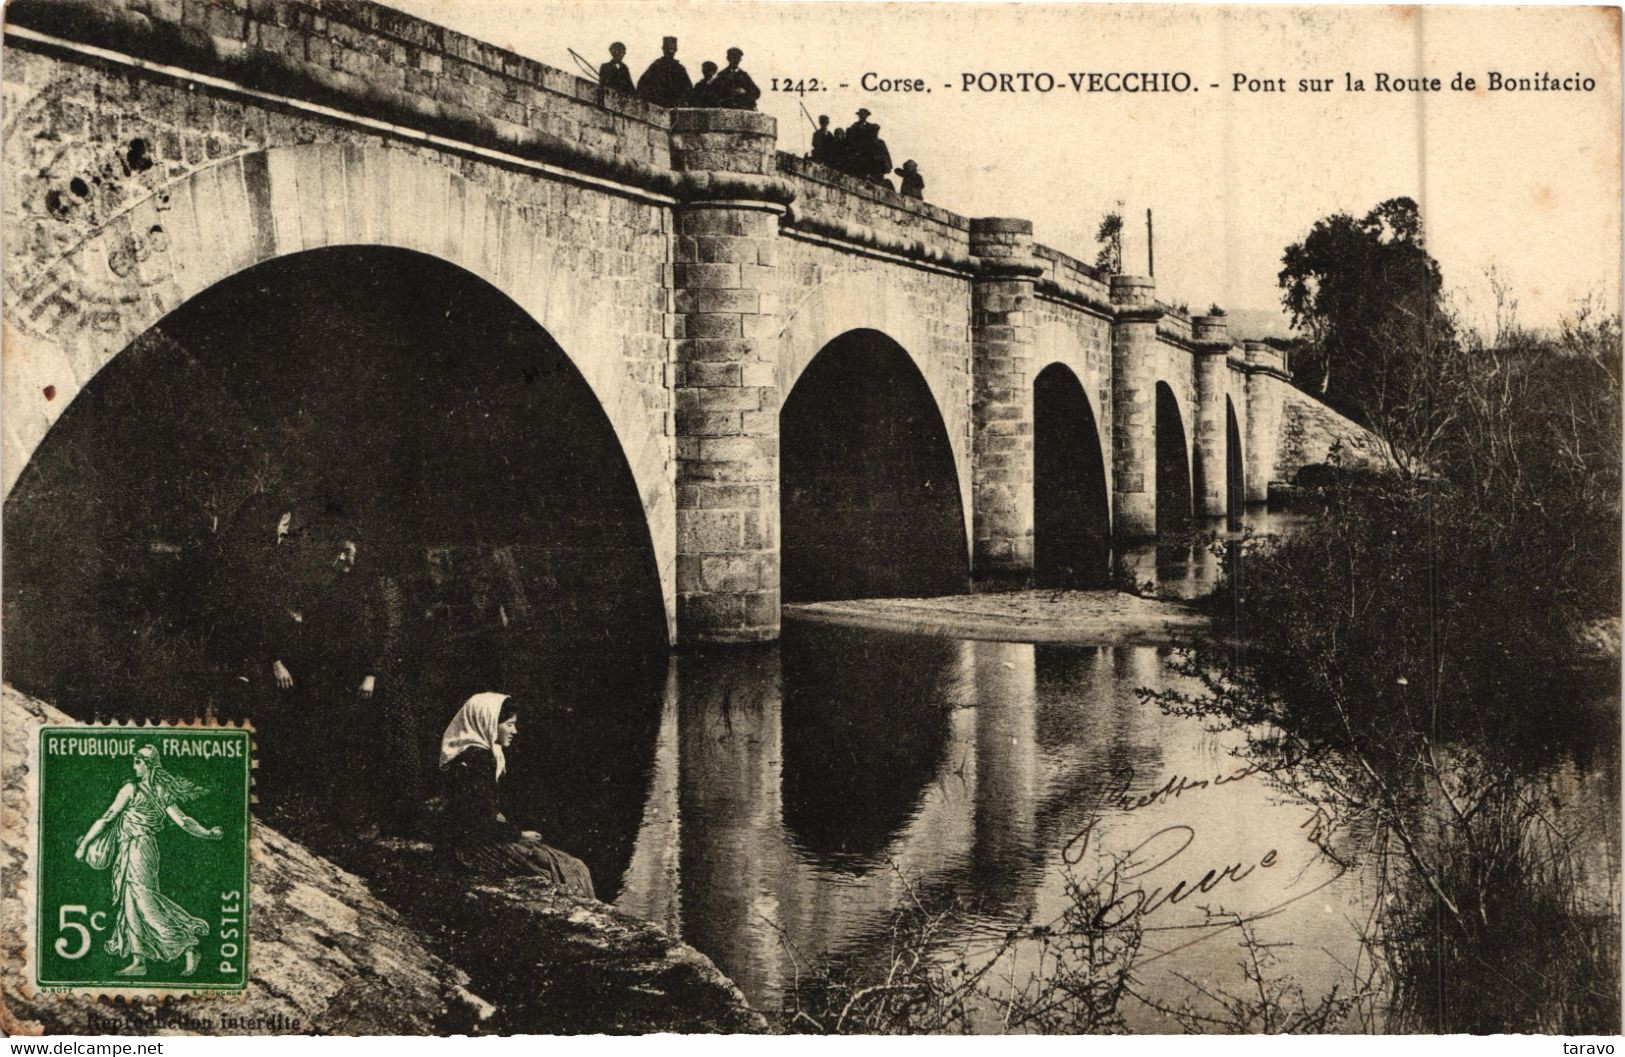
[33,726,251,995]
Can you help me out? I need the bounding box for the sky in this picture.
[391,1,1621,333]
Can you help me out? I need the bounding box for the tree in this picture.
[1278,197,1450,422]
[1169,291,1622,1032]
[1094,209,1123,275]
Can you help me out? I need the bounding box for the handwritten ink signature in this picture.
[1105,761,1272,815]
[1064,822,1281,928]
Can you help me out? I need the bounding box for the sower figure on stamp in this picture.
[75,745,222,977]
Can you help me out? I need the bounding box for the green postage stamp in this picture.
[33,726,251,995]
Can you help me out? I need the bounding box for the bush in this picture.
[1163,298,1622,1033]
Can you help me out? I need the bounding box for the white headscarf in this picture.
[439,692,512,780]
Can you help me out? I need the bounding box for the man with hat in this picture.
[598,42,635,96]
[637,36,692,108]
[712,47,761,110]
[845,109,892,185]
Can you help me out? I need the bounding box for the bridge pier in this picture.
[1110,275,1162,539]
[969,217,1041,585]
[1243,342,1290,503]
[670,110,787,644]
[1191,314,1234,518]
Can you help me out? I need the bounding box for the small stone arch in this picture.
[1033,321,1114,508]
[777,271,972,550]
[1225,394,1247,525]
[2,142,676,639]
[1154,380,1194,534]
[1033,362,1113,586]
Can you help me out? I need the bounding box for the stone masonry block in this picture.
[676,553,705,588]
[680,314,743,339]
[687,484,762,509]
[679,362,742,388]
[677,339,755,363]
[678,509,743,552]
[740,410,775,434]
[701,555,763,592]
[737,264,776,290]
[740,361,777,388]
[675,287,759,314]
[675,410,741,437]
[674,262,740,288]
[743,590,779,629]
[679,592,745,631]
[677,208,749,237]
[693,435,770,464]
[742,511,777,550]
[740,314,780,340]
[694,237,760,265]
[678,386,764,413]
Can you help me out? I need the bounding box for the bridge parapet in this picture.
[1030,245,1112,316]
[776,153,973,272]
[1243,340,1291,379]
[6,0,677,183]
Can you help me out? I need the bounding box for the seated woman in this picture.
[435,692,595,898]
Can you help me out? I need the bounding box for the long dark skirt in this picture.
[452,839,596,899]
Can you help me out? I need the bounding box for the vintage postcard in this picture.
[1,0,1619,1040]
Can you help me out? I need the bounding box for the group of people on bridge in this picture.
[809,110,925,199]
[598,37,760,110]
[594,39,927,200]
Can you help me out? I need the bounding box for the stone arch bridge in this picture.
[1,0,1378,646]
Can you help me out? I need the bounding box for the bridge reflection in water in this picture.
[605,623,1370,1028]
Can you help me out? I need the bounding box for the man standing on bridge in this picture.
[810,114,835,164]
[636,36,691,108]
[598,42,634,96]
[712,47,760,110]
[688,61,721,107]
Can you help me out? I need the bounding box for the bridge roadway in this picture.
[0,0,1379,645]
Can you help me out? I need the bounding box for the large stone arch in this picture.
[2,143,676,639]
[776,271,972,552]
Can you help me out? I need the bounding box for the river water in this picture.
[494,513,1617,1032]
[600,630,1370,1030]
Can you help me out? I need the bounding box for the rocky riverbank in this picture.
[0,685,763,1036]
